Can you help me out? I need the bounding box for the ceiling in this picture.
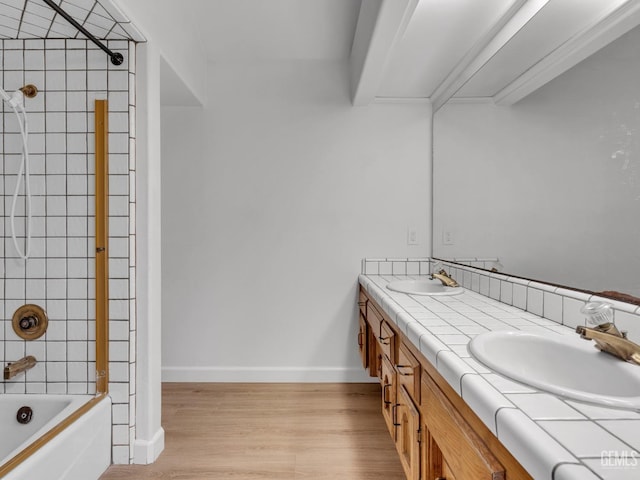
[0,0,638,108]
[185,0,640,107]
[187,0,361,61]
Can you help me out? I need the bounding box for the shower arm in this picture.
[41,0,124,66]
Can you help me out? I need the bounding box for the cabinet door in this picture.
[357,312,368,369]
[421,374,505,480]
[396,385,420,480]
[380,354,397,439]
[421,424,443,480]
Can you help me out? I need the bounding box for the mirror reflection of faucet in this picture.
[576,302,640,365]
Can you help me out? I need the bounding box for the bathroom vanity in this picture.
[358,286,525,480]
[358,259,640,480]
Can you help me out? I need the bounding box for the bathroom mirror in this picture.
[432,25,640,300]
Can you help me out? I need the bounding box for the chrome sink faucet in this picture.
[576,302,640,365]
[431,269,459,288]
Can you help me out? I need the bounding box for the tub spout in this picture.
[4,355,37,380]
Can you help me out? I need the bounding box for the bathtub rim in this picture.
[0,393,109,478]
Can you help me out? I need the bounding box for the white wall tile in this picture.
[512,283,527,310]
[543,291,563,324]
[526,288,543,316]
[66,49,86,70]
[24,49,44,69]
[3,49,23,69]
[47,341,66,361]
[562,297,587,329]
[45,49,65,69]
[46,70,66,90]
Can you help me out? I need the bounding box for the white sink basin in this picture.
[386,279,463,296]
[469,331,640,411]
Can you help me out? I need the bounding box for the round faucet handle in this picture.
[580,301,614,325]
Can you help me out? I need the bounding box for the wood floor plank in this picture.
[100,383,405,480]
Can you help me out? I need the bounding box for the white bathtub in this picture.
[0,394,111,480]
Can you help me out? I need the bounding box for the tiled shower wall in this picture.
[0,38,136,463]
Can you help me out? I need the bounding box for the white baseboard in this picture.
[161,366,377,383]
[133,427,165,465]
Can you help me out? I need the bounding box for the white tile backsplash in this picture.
[513,283,527,309]
[543,291,563,323]
[526,287,544,316]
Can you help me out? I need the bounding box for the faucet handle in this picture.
[581,301,614,325]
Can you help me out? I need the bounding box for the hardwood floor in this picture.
[100,383,405,480]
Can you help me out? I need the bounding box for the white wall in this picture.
[113,0,206,104]
[433,26,640,296]
[161,60,431,381]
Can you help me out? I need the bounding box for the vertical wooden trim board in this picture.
[0,100,113,478]
[95,99,110,394]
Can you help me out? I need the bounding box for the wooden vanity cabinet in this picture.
[396,385,421,480]
[357,286,531,480]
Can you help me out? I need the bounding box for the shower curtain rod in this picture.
[41,0,124,66]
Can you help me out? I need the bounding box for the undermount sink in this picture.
[469,331,640,411]
[386,279,463,296]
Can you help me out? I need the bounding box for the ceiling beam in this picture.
[349,0,419,106]
[429,0,535,112]
[494,0,640,106]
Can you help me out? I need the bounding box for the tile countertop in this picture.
[359,274,640,480]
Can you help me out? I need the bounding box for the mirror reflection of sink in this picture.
[469,331,640,411]
[386,279,463,296]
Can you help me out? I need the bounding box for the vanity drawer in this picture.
[378,321,395,363]
[396,342,420,403]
